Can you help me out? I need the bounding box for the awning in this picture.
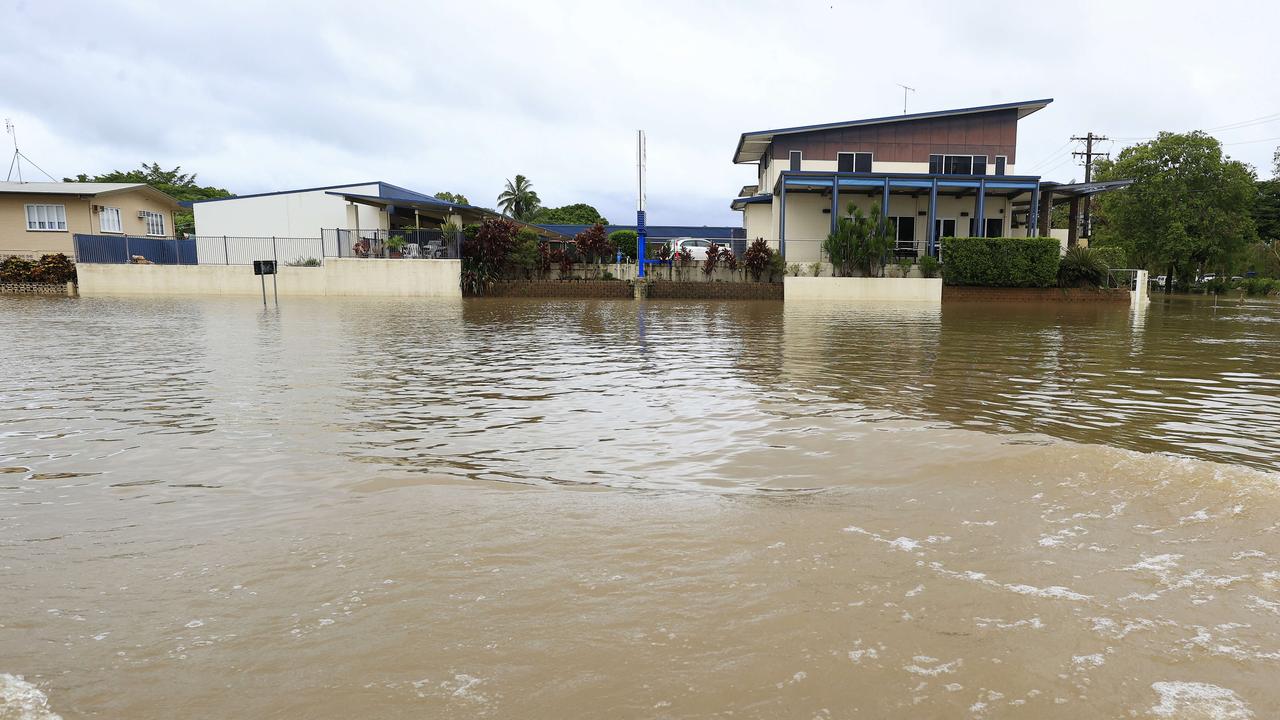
[327,192,569,239]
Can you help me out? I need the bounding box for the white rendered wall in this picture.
[192,184,382,237]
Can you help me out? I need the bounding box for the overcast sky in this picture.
[3,0,1278,226]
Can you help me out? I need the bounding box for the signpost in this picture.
[253,260,277,306]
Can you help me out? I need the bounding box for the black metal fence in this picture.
[321,229,461,259]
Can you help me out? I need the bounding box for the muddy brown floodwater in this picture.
[2,294,1279,719]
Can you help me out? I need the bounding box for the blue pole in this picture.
[779,180,787,259]
[928,178,938,257]
[976,178,987,237]
[636,210,647,278]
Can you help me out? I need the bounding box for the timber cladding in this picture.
[771,109,1018,164]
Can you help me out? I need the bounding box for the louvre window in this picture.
[143,211,166,236]
[100,207,122,233]
[25,204,67,231]
[995,156,1007,175]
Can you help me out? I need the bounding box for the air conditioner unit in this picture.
[137,210,148,219]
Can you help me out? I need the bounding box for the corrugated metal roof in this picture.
[536,224,745,239]
[733,98,1053,164]
[0,181,148,195]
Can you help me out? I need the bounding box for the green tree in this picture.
[530,203,608,225]
[1092,132,1256,292]
[608,229,637,259]
[433,191,470,206]
[497,174,541,221]
[1254,179,1280,244]
[822,202,893,277]
[65,162,232,235]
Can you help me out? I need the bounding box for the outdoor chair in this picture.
[405,243,421,259]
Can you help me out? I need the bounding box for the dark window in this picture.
[839,152,873,172]
[789,151,802,172]
[894,216,916,255]
[934,218,956,239]
[929,155,942,174]
[995,156,1007,175]
[855,152,872,173]
[985,218,1003,238]
[968,218,978,236]
[943,155,973,175]
[973,155,987,175]
[837,153,854,172]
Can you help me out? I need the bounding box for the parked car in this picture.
[1151,275,1167,288]
[668,238,726,261]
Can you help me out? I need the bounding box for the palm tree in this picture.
[497,175,541,220]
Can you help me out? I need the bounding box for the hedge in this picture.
[940,236,1060,287]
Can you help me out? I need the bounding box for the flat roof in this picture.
[734,98,1053,164]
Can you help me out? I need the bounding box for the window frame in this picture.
[143,210,166,237]
[24,204,68,232]
[788,150,802,172]
[836,151,874,173]
[99,206,123,234]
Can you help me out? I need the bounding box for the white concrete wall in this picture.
[785,277,942,303]
[743,203,771,242]
[192,184,382,237]
[77,258,461,298]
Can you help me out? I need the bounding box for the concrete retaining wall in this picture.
[0,281,76,296]
[76,258,461,298]
[785,277,942,303]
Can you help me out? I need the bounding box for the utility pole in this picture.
[1071,132,1109,239]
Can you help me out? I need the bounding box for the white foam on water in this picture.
[1072,654,1105,668]
[1149,681,1253,719]
[0,674,62,720]
[903,656,962,677]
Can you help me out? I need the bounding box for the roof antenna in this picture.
[896,84,916,114]
[5,120,57,182]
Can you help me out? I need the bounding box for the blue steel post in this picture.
[831,173,839,236]
[975,178,987,237]
[881,177,890,218]
[636,210,646,278]
[1028,184,1041,237]
[928,178,939,257]
[779,180,787,259]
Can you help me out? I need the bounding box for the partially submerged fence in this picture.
[321,229,461,259]
[74,231,461,266]
[75,234,198,265]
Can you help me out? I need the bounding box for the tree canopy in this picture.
[497,174,541,221]
[1092,132,1256,283]
[65,163,232,235]
[530,203,608,225]
[433,191,470,206]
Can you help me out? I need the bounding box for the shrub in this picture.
[722,247,738,272]
[896,257,914,278]
[287,257,321,267]
[939,237,1060,287]
[1058,246,1110,288]
[462,217,520,294]
[702,243,723,275]
[1090,245,1126,270]
[808,261,822,278]
[28,254,76,283]
[918,254,940,278]
[767,251,787,282]
[609,230,637,260]
[558,246,575,276]
[507,228,540,279]
[787,263,802,277]
[1,256,35,283]
[1203,276,1231,295]
[743,238,772,281]
[1241,277,1276,296]
[823,202,895,277]
[602,269,615,280]
[574,223,612,264]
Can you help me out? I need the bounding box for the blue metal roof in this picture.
[733,98,1053,164]
[187,180,485,212]
[730,194,772,210]
[537,224,745,239]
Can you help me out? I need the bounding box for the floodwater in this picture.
[2,293,1279,719]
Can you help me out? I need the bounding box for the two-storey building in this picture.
[731,99,1053,263]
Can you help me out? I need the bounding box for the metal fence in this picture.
[321,229,461,259]
[191,236,327,266]
[74,234,198,265]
